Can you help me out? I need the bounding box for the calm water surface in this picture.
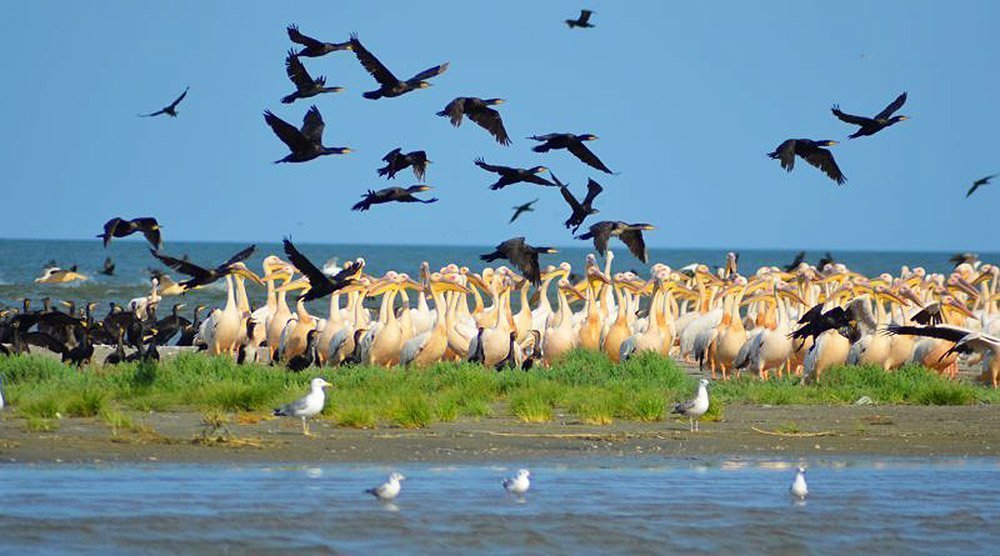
[1,457,999,554]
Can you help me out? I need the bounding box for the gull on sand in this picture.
[273,377,331,436]
[672,378,709,432]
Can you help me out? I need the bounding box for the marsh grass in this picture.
[1,352,995,429]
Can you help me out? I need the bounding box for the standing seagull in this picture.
[529,133,613,174]
[509,199,538,223]
[503,469,531,494]
[286,24,351,57]
[139,87,189,118]
[553,173,602,233]
[672,378,709,432]
[437,97,511,146]
[264,106,351,163]
[565,9,595,28]
[281,50,344,104]
[767,139,846,185]
[966,174,997,198]
[831,92,908,139]
[790,466,808,499]
[349,33,449,99]
[273,377,332,436]
[366,472,406,500]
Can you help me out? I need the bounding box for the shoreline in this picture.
[2,404,997,465]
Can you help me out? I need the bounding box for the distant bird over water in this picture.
[352,186,438,212]
[264,105,351,163]
[437,97,511,146]
[509,199,538,223]
[281,50,344,104]
[768,139,846,185]
[966,174,997,198]
[529,133,613,174]
[98,217,162,250]
[475,158,554,190]
[832,92,908,139]
[349,33,448,99]
[378,148,430,181]
[565,9,595,28]
[138,87,189,118]
[553,173,602,233]
[481,237,557,285]
[286,24,351,57]
[577,221,655,262]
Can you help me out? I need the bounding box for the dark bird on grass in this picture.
[784,251,806,272]
[494,331,519,370]
[139,87,189,118]
[437,97,510,146]
[768,139,845,185]
[529,133,613,174]
[282,237,364,302]
[468,327,486,364]
[286,24,351,57]
[150,245,257,291]
[509,199,538,224]
[281,50,344,104]
[378,148,429,181]
[832,92,908,139]
[966,174,997,198]
[565,9,595,28]
[104,328,127,365]
[98,217,162,249]
[474,158,554,190]
[480,237,557,285]
[576,221,655,263]
[552,173,602,233]
[176,305,206,346]
[349,33,448,100]
[288,330,319,371]
[152,303,190,345]
[352,186,438,212]
[264,105,351,163]
[99,257,115,276]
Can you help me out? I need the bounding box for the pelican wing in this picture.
[400,331,432,364]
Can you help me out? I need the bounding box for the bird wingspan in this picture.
[349,33,399,86]
[408,62,449,83]
[618,229,648,263]
[300,106,326,144]
[287,24,323,49]
[567,140,612,173]
[582,179,603,206]
[285,51,315,90]
[874,92,907,120]
[884,324,969,343]
[474,158,504,173]
[220,244,256,269]
[559,185,583,212]
[382,147,402,162]
[466,105,511,146]
[264,110,311,151]
[150,249,208,279]
[282,238,329,287]
[439,98,465,126]
[831,105,871,126]
[802,148,846,185]
[167,87,189,110]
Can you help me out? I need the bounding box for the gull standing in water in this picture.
[367,473,405,500]
[672,378,710,432]
[503,469,531,495]
[273,377,332,436]
[790,466,808,499]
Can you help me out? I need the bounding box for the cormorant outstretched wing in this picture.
[466,103,510,146]
[567,141,612,174]
[802,148,846,185]
[349,33,399,86]
[282,238,328,288]
[264,111,310,151]
[619,229,648,262]
[219,245,256,269]
[300,106,325,144]
[285,51,315,90]
[874,92,907,120]
[287,24,323,49]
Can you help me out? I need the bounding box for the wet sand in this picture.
[2,404,997,464]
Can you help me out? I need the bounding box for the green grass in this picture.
[1,352,996,429]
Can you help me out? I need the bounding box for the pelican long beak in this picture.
[945,298,976,319]
[275,277,311,292]
[232,267,264,286]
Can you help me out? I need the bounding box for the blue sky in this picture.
[1,1,997,251]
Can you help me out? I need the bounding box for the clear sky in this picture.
[1,1,997,252]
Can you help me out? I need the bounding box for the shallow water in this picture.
[1,238,993,319]
[2,457,999,554]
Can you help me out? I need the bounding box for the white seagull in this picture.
[672,378,710,432]
[367,472,405,500]
[503,469,531,494]
[790,466,808,499]
[273,377,332,436]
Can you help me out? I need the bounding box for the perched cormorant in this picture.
[767,139,846,185]
[528,133,613,174]
[832,92,908,139]
[480,237,557,285]
[282,238,364,302]
[139,87,189,118]
[281,50,344,104]
[474,158,554,190]
[286,24,351,57]
[966,174,997,198]
[150,245,257,290]
[287,329,319,371]
[264,105,351,163]
[351,186,438,211]
[565,9,595,28]
[509,199,538,224]
[553,173,602,233]
[437,97,510,146]
[349,33,448,99]
[378,148,430,181]
[98,217,162,249]
[576,221,655,262]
